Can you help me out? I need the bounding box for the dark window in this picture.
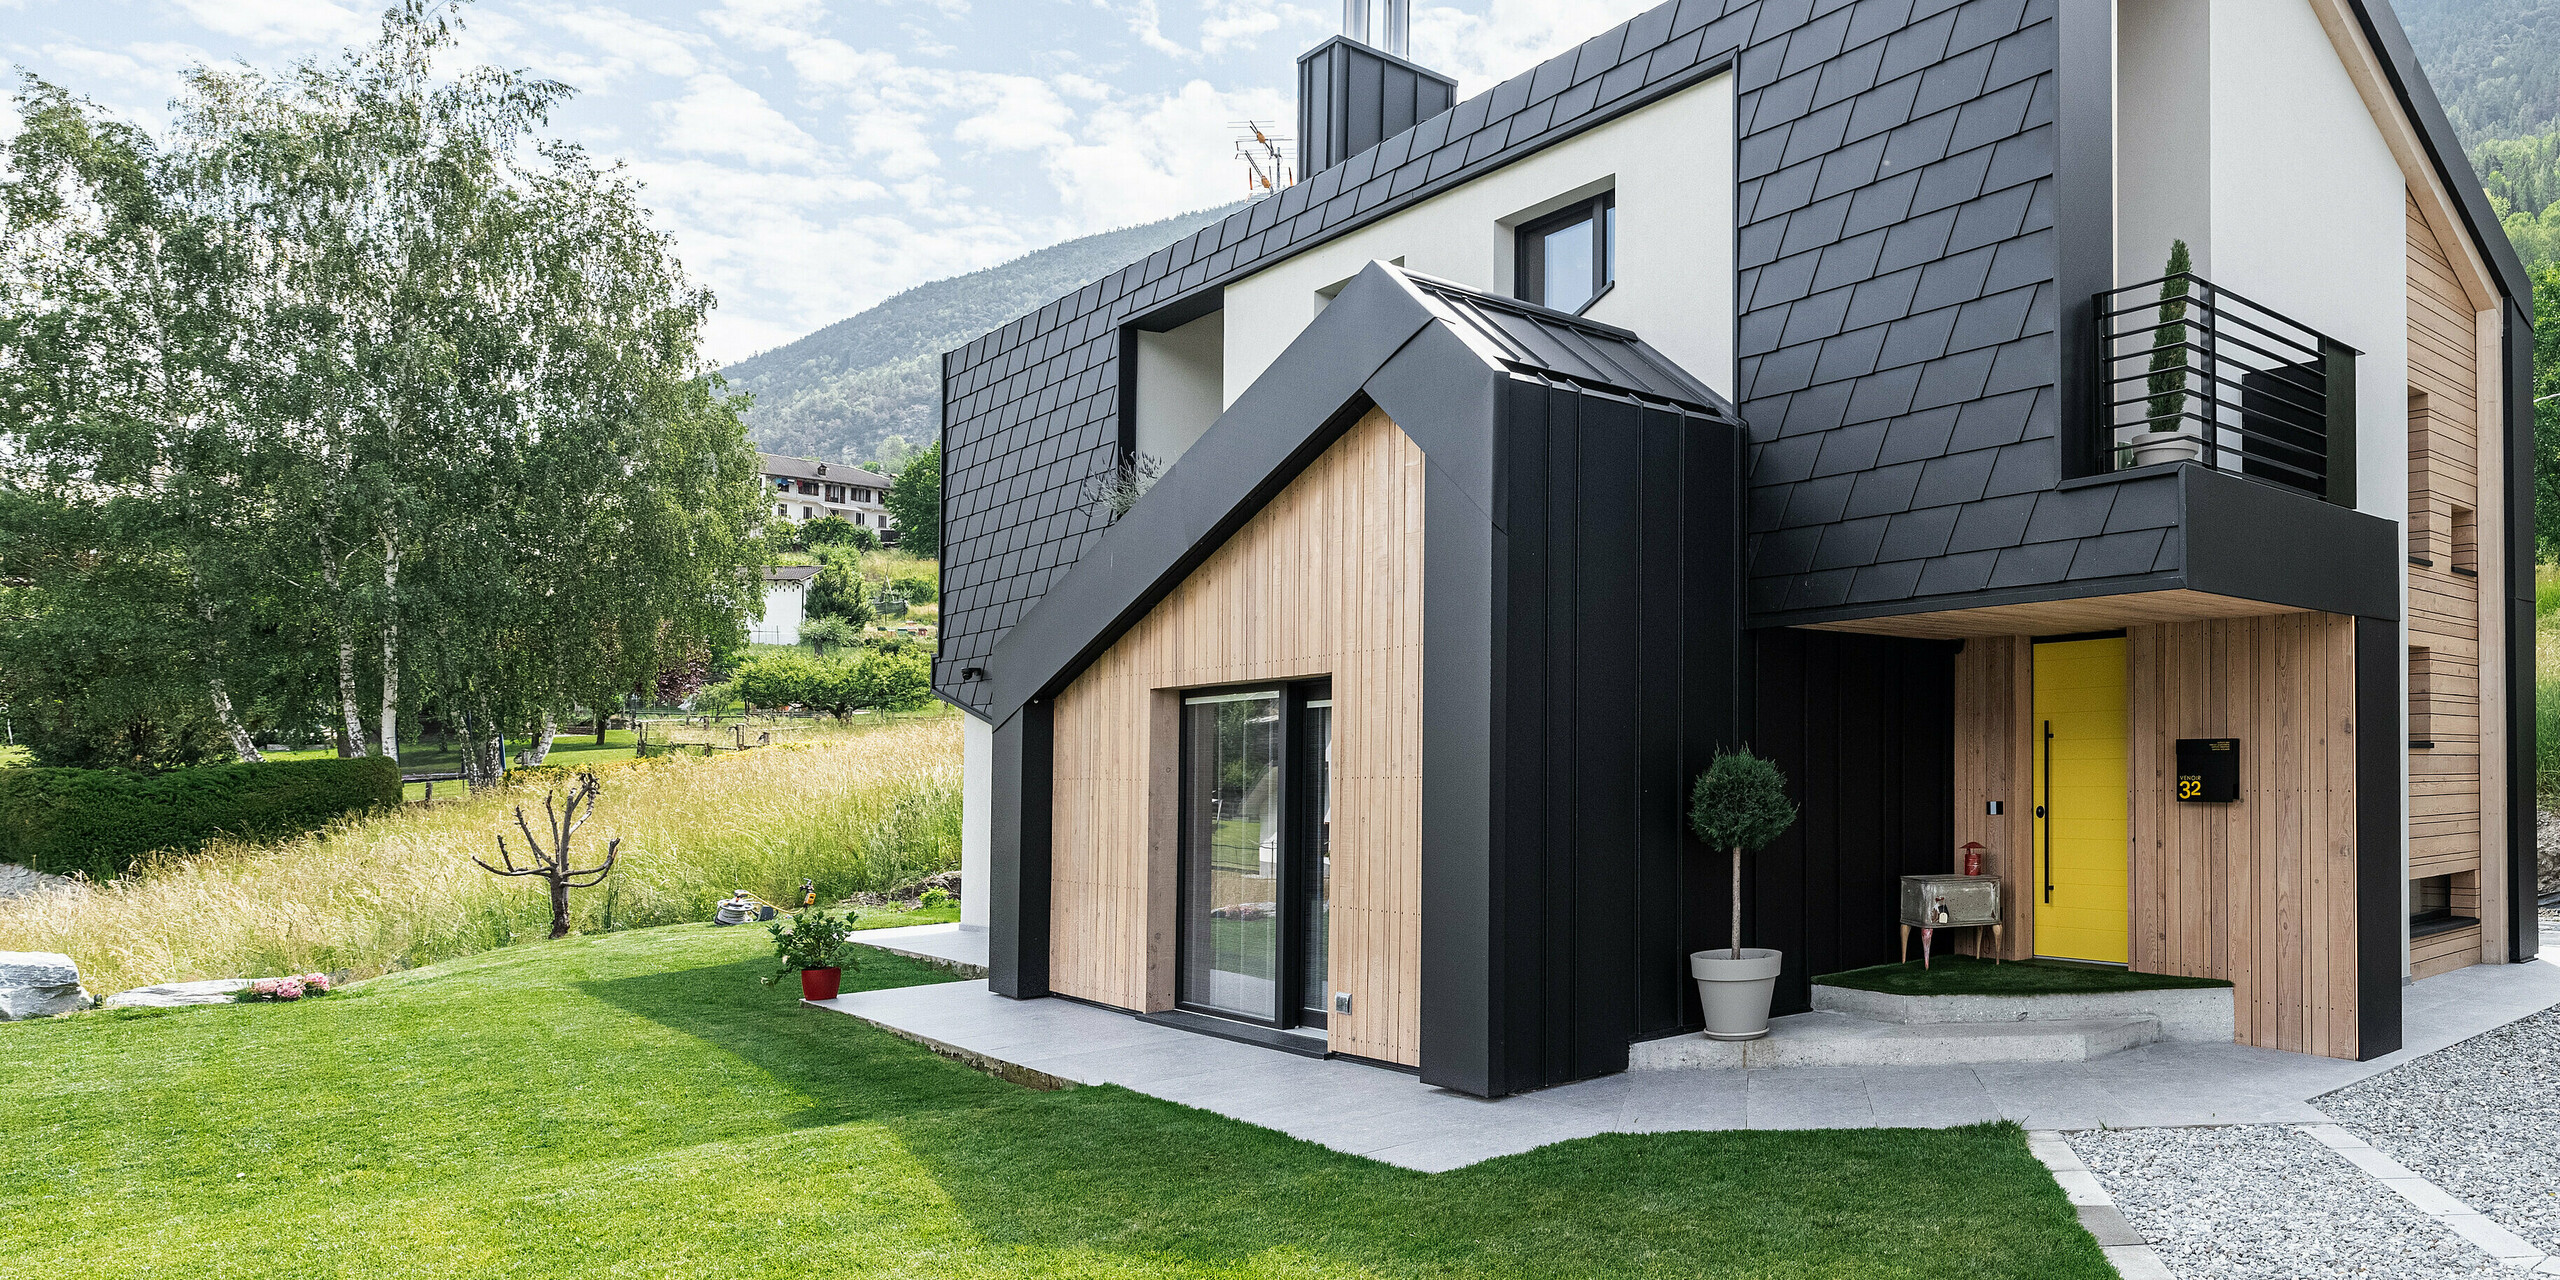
[1516,193,1615,314]
[797,480,819,496]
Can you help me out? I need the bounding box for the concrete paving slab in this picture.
[804,951,2560,1172]
[849,922,988,976]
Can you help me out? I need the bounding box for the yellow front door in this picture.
[2033,637,2130,964]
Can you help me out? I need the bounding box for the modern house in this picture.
[750,565,819,645]
[939,0,2534,1099]
[762,453,896,537]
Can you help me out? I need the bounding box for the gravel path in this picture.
[2067,1124,2499,1278]
[2319,1001,2560,1254]
[0,863,72,902]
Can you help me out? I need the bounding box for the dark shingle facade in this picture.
[940,0,2091,712]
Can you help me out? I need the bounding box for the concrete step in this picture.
[1810,982,2234,1043]
[1629,1010,2163,1070]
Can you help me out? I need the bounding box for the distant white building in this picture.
[762,453,895,538]
[750,565,818,644]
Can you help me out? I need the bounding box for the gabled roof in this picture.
[2353,1,2530,304]
[760,453,891,488]
[951,0,2518,370]
[1404,273,1727,411]
[967,261,1740,724]
[761,565,820,583]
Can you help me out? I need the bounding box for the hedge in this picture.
[0,755,405,879]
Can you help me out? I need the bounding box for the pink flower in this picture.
[300,973,332,992]
[274,979,304,1001]
[250,979,280,998]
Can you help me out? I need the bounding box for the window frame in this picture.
[1173,677,1333,1031]
[1514,191,1616,315]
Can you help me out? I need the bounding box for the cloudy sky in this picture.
[1,0,1659,363]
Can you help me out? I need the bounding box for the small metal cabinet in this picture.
[1900,874,2002,928]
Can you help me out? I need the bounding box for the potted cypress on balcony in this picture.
[1688,748,1800,1040]
[2127,240,2204,467]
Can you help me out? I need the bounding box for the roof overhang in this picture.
[960,261,1739,725]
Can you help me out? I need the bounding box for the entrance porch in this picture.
[1804,589,2408,1060]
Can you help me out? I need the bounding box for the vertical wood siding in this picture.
[2127,613,2362,1058]
[2405,189,2496,971]
[1951,636,2037,959]
[1047,407,1426,1065]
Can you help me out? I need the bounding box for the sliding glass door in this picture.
[1178,682,1331,1029]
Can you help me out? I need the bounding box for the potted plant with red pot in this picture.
[1688,747,1800,1040]
[765,906,860,1001]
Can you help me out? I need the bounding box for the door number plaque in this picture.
[2175,738,2239,803]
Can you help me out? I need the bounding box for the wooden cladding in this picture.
[1951,615,2366,1058]
[1952,636,2034,960]
[2406,187,2500,966]
[1046,407,1426,1065]
[2128,614,2361,1059]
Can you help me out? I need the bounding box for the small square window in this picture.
[1516,193,1615,314]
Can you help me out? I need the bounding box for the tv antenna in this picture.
[1233,120,1293,196]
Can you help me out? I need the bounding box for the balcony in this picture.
[2094,273,2357,505]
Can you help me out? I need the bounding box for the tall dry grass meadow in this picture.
[0,717,962,995]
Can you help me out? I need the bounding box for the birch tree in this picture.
[0,3,763,772]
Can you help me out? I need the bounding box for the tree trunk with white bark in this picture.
[377,534,399,762]
[210,680,263,763]
[319,545,368,757]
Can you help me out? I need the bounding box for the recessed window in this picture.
[1516,193,1615,314]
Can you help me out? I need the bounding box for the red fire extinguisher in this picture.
[1960,841,1986,878]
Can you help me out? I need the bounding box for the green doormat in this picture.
[1815,955,2234,997]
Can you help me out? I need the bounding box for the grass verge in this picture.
[0,721,961,995]
[0,924,2113,1279]
[1817,955,2233,996]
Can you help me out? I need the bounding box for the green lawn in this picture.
[0,744,25,769]
[1817,954,2233,996]
[0,924,2111,1279]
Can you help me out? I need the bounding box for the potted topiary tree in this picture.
[765,907,860,1001]
[1688,748,1800,1040]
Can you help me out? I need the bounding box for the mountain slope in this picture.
[2398,0,2560,145]
[725,204,1245,464]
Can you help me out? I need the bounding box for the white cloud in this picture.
[1410,0,1660,94]
[536,5,705,79]
[165,0,371,46]
[653,73,823,166]
[1040,77,1287,231]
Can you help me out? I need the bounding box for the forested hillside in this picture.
[2400,0,2560,264]
[725,204,1243,465]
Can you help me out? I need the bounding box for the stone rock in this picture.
[102,979,253,1009]
[0,952,94,1020]
[0,863,74,903]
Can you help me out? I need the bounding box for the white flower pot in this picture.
[2128,430,2202,467]
[1690,948,1784,1040]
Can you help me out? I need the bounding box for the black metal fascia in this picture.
[2354,613,2404,1058]
[2504,300,2539,961]
[2173,466,2400,621]
[970,263,1438,723]
[2344,1,2533,307]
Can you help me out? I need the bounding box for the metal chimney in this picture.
[1340,0,1409,57]
[1299,1,1451,177]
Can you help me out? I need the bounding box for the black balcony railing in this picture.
[2095,273,2357,504]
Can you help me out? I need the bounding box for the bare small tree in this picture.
[473,771,620,939]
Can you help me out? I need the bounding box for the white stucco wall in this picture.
[1221,71,1736,403]
[2202,0,2408,531]
[961,714,991,930]
[2116,0,2213,283]
[749,581,805,645]
[1134,309,1226,465]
